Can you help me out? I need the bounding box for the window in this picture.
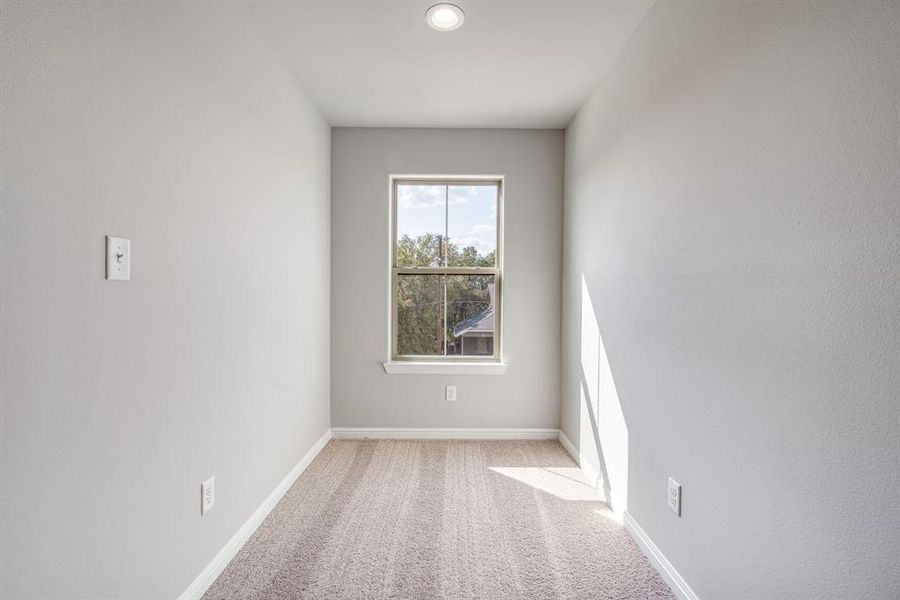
[390,177,502,363]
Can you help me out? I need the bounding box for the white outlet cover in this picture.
[201,476,215,515]
[106,236,131,281]
[445,385,457,402]
[668,477,681,516]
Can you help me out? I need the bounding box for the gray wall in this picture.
[0,2,330,598]
[562,1,900,598]
[331,128,563,429]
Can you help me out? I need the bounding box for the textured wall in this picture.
[331,128,563,430]
[562,1,900,597]
[0,2,330,597]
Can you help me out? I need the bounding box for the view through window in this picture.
[391,179,502,360]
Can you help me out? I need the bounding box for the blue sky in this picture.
[396,184,497,258]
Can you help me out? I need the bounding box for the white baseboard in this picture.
[557,430,602,491]
[331,427,560,440]
[557,428,578,458]
[178,428,333,600]
[528,432,697,599]
[623,511,700,600]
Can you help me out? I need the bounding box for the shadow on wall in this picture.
[579,274,629,514]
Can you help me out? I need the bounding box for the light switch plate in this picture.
[445,385,457,402]
[106,236,131,281]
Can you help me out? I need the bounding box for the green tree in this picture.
[396,234,495,356]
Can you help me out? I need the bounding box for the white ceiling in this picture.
[250,1,653,129]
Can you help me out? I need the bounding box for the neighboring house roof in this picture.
[453,307,494,338]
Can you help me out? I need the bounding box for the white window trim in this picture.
[382,361,508,375]
[384,174,505,375]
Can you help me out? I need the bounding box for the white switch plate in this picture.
[201,476,215,515]
[668,477,681,516]
[445,385,457,402]
[106,236,131,280]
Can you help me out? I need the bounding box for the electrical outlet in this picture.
[445,385,457,402]
[201,476,215,515]
[668,477,681,516]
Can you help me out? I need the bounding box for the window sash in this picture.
[393,267,499,275]
[390,177,503,362]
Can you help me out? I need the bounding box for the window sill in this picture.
[382,361,508,375]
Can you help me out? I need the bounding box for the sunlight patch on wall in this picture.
[580,274,629,513]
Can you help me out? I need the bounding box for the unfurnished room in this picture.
[1,1,898,599]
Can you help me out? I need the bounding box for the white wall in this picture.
[0,2,330,598]
[562,1,900,598]
[331,128,563,429]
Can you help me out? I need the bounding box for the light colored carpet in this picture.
[204,440,675,599]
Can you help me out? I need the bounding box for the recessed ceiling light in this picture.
[425,3,465,32]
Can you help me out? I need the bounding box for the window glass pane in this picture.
[397,274,445,356]
[446,275,495,357]
[396,184,447,267]
[447,185,497,267]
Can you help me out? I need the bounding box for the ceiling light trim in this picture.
[425,3,465,32]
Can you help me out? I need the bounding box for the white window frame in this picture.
[383,175,507,375]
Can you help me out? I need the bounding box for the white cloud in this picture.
[448,185,479,203]
[451,223,497,255]
[453,236,494,255]
[398,185,441,209]
[399,185,468,210]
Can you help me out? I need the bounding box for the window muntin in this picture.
[391,178,502,361]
